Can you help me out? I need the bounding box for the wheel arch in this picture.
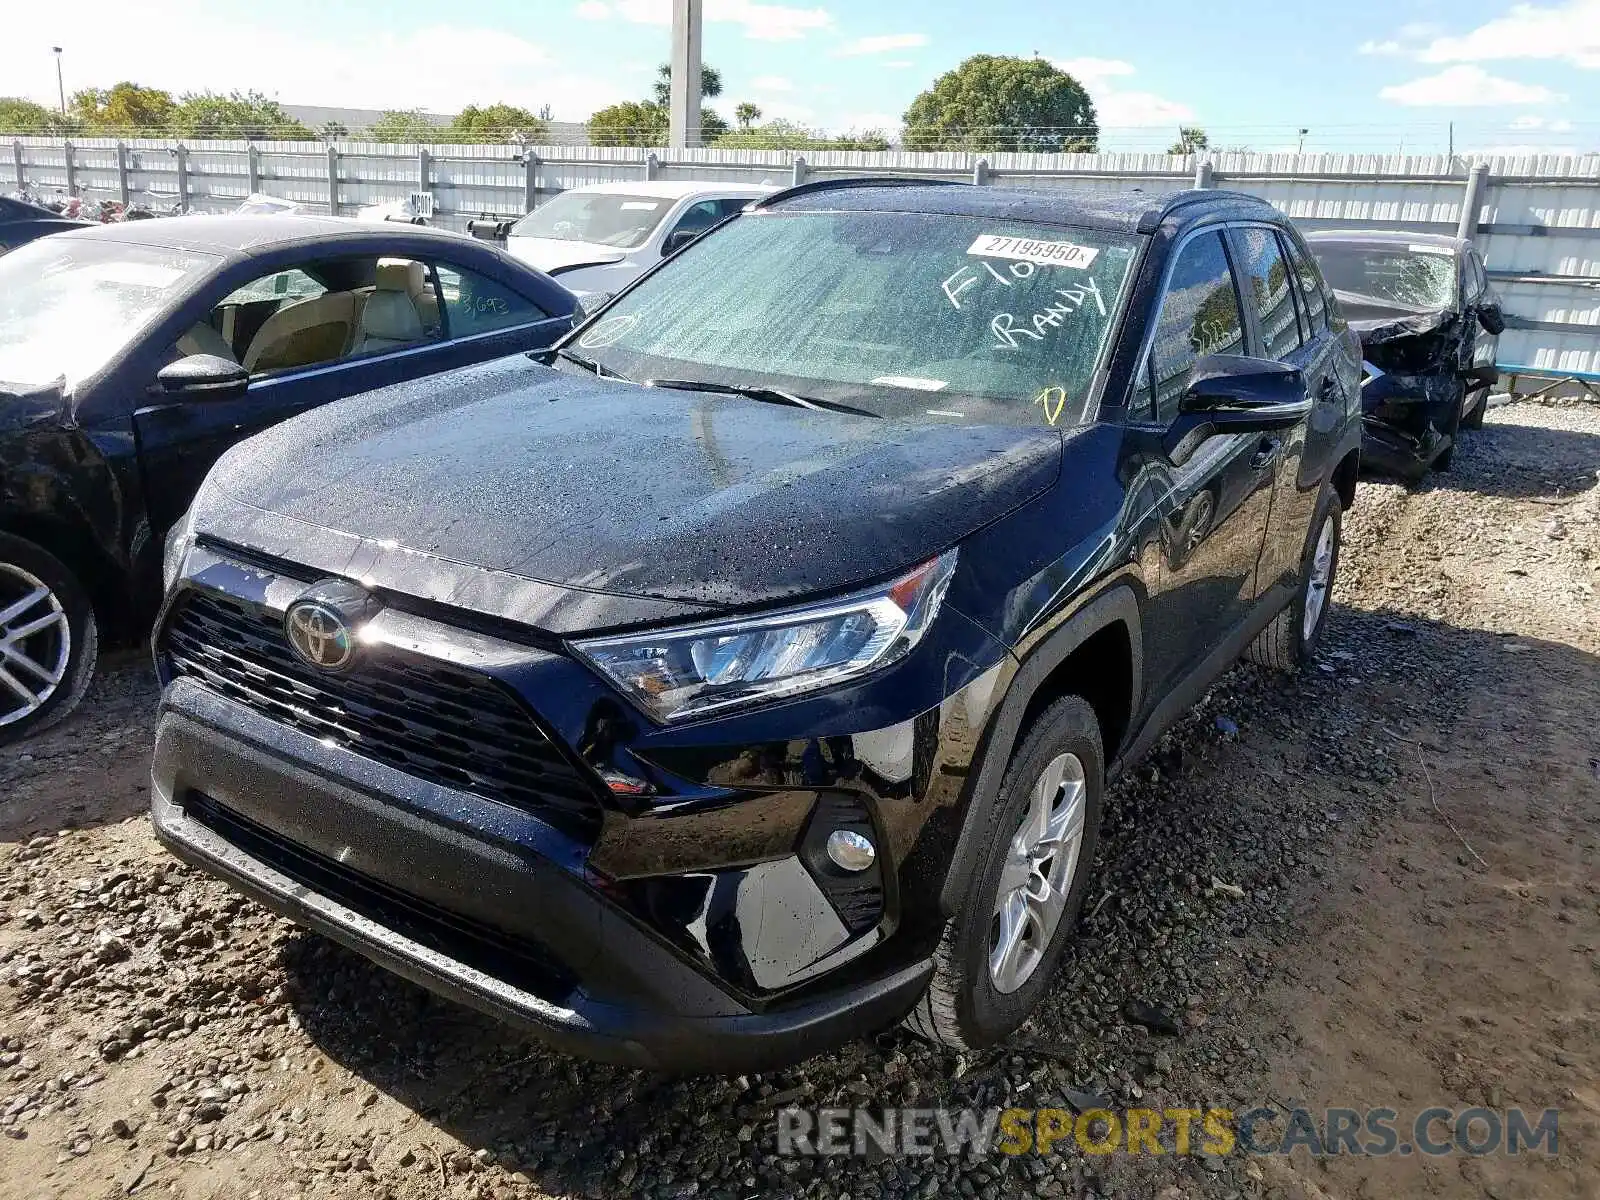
[1331,446,1360,512]
[0,512,132,635]
[937,585,1142,913]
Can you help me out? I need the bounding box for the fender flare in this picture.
[937,584,1142,913]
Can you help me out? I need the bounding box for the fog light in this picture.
[826,829,876,872]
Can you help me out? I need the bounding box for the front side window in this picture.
[510,192,673,249]
[570,211,1139,429]
[435,265,547,336]
[1310,242,1457,311]
[1283,236,1329,335]
[0,239,220,388]
[1148,230,1245,421]
[1233,227,1302,359]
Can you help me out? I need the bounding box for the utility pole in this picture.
[668,0,703,149]
[52,47,65,115]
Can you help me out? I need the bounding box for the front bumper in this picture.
[151,681,934,1072]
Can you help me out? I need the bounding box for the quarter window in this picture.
[435,265,547,336]
[1283,237,1329,335]
[1149,231,1246,421]
[1233,227,1302,359]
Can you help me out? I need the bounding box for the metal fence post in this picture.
[1194,160,1214,189]
[63,141,77,197]
[326,144,339,216]
[1457,162,1490,240]
[173,143,189,211]
[524,152,539,213]
[13,141,24,191]
[791,155,807,186]
[246,143,260,196]
[645,152,660,181]
[417,146,431,209]
[973,158,990,186]
[116,141,130,205]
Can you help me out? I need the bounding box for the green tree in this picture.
[367,108,441,143]
[1168,126,1209,154]
[0,96,79,135]
[712,119,890,151]
[651,63,723,106]
[449,103,549,143]
[173,91,313,140]
[734,102,762,131]
[587,100,663,148]
[902,55,1097,153]
[320,121,348,140]
[69,82,175,131]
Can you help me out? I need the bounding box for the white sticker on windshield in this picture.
[871,375,948,392]
[1407,244,1454,255]
[621,201,663,211]
[968,234,1098,270]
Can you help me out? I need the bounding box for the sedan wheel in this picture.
[1301,514,1337,643]
[0,536,98,746]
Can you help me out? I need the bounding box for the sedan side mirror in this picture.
[1475,300,1505,336]
[1165,355,1311,464]
[156,354,249,400]
[662,228,700,257]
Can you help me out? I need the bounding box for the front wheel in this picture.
[903,695,1104,1050]
[0,534,99,746]
[1461,385,1490,431]
[1246,486,1341,672]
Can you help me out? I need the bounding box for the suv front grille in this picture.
[162,589,603,840]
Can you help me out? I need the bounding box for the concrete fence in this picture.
[11,137,1600,379]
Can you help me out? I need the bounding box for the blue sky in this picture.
[5,0,1597,152]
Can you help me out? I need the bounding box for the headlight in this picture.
[161,507,197,593]
[574,550,957,723]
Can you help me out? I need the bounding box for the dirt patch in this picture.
[1,401,1596,1200]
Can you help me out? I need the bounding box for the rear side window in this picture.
[1232,227,1302,359]
[434,265,548,336]
[1150,230,1246,421]
[1282,237,1328,336]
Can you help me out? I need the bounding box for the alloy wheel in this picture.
[1302,515,1336,641]
[0,563,72,729]
[989,752,1088,994]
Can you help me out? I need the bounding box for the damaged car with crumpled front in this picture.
[1305,230,1503,477]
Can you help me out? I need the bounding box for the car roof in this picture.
[0,196,88,225]
[1303,228,1467,252]
[561,180,775,199]
[758,180,1282,235]
[48,214,480,258]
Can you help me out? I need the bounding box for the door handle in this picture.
[1250,437,1282,470]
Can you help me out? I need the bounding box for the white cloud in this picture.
[1051,57,1195,127]
[1379,64,1560,105]
[751,75,795,91]
[1416,0,1600,69]
[577,0,833,41]
[3,2,637,120]
[836,33,928,56]
[1359,39,1403,55]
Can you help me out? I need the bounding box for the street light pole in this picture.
[52,47,66,115]
[668,0,702,149]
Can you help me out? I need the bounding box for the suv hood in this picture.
[200,357,1062,633]
[504,236,629,274]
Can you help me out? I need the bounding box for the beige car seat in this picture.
[176,321,237,363]
[353,259,427,355]
[243,292,360,373]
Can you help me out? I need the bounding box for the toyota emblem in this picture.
[283,581,380,671]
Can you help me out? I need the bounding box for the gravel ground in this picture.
[1,399,1597,1200]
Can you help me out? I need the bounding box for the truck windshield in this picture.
[0,239,220,388]
[511,192,674,249]
[1310,242,1457,311]
[569,210,1140,428]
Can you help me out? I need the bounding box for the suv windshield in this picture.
[1310,242,1456,311]
[570,210,1139,427]
[0,239,219,387]
[511,192,674,249]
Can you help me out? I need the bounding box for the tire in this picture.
[0,534,99,747]
[903,695,1104,1050]
[1245,485,1342,673]
[1432,383,1465,472]
[1461,385,1489,431]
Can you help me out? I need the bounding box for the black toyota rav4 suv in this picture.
[152,181,1361,1071]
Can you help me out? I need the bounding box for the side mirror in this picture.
[1475,300,1505,336]
[662,228,700,257]
[1165,355,1311,464]
[156,354,249,400]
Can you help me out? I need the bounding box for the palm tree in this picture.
[735,102,762,131]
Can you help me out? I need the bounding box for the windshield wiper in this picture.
[644,378,879,418]
[549,346,631,381]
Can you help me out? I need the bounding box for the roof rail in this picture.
[753,174,966,211]
[1137,187,1265,233]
